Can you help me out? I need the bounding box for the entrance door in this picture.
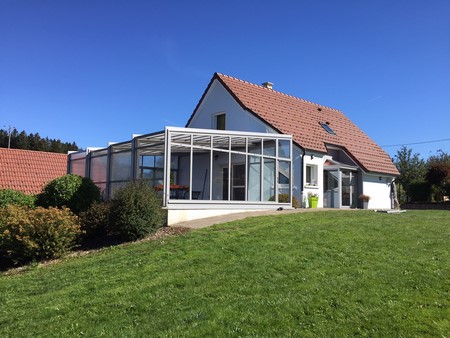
[223,164,245,200]
[341,170,357,208]
[324,170,339,208]
[324,169,357,208]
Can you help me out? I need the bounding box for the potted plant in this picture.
[359,194,371,209]
[307,192,319,208]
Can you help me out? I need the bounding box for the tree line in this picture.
[394,146,450,203]
[0,128,79,154]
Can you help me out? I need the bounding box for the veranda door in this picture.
[223,164,245,200]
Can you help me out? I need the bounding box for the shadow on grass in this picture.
[1,226,190,273]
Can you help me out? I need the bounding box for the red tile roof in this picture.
[189,73,399,176]
[0,148,67,194]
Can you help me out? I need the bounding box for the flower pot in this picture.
[363,201,369,209]
[308,197,319,208]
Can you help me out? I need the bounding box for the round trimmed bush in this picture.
[109,180,165,241]
[0,189,35,208]
[38,174,100,214]
[0,205,81,265]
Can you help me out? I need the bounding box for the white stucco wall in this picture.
[303,152,325,208]
[187,79,303,203]
[362,174,394,209]
[188,80,277,134]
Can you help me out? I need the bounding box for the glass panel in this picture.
[248,138,261,154]
[263,158,275,201]
[213,135,229,150]
[231,153,245,200]
[324,170,339,208]
[263,139,275,157]
[111,141,132,153]
[70,158,86,176]
[192,148,210,200]
[350,172,357,208]
[292,147,302,204]
[230,136,246,152]
[69,152,86,160]
[170,155,178,171]
[216,114,226,130]
[90,149,108,157]
[278,160,290,198]
[90,155,107,184]
[232,164,245,201]
[341,170,351,207]
[171,132,192,146]
[320,122,336,135]
[154,155,164,168]
[222,167,229,200]
[193,134,211,148]
[306,165,318,186]
[212,150,227,200]
[141,155,154,167]
[278,139,290,159]
[110,151,132,181]
[248,155,261,201]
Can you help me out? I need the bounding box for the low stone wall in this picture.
[401,202,450,210]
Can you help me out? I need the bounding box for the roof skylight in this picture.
[320,122,336,135]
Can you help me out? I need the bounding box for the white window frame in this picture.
[212,112,226,130]
[305,164,318,187]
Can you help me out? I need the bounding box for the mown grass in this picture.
[1,210,449,337]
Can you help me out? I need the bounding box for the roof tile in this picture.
[0,148,67,194]
[213,73,399,175]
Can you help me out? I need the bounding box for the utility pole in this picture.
[3,125,13,148]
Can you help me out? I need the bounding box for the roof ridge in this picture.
[0,147,67,156]
[216,72,342,113]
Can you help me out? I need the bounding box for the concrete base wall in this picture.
[167,208,284,226]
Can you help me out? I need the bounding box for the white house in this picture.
[186,73,399,209]
[68,72,399,224]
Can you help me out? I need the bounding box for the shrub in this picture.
[358,194,371,202]
[279,194,300,208]
[79,201,111,240]
[269,194,299,208]
[408,180,432,202]
[0,205,81,265]
[109,180,164,241]
[38,174,100,214]
[445,182,450,197]
[0,189,35,208]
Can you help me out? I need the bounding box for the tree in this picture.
[0,128,79,153]
[394,146,427,202]
[426,150,450,201]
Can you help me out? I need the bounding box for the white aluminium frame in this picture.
[163,126,293,209]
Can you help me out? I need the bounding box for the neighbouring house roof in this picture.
[187,73,399,176]
[0,148,67,194]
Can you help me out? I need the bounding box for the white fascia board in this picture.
[168,126,292,140]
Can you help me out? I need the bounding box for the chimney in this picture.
[262,82,273,89]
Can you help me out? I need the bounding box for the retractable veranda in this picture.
[68,127,293,209]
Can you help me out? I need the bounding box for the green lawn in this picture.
[1,210,449,337]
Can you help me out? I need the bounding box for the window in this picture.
[215,113,226,130]
[139,155,178,187]
[320,122,336,135]
[306,165,318,186]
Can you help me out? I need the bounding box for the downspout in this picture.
[299,145,306,208]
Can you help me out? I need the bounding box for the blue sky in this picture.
[1,0,449,159]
